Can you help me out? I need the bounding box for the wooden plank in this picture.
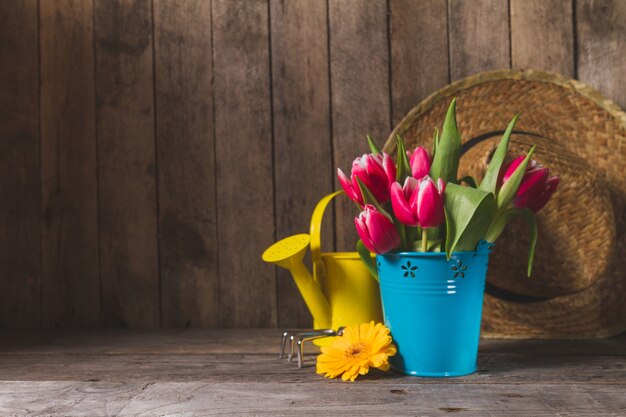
[94,0,159,328]
[213,0,276,327]
[153,0,218,328]
[329,0,391,251]
[510,0,574,77]
[270,0,332,328]
[576,0,626,108]
[0,330,623,385]
[448,0,510,81]
[0,0,40,328]
[0,352,624,385]
[0,381,623,416]
[0,329,305,356]
[1,329,624,357]
[389,0,449,125]
[40,0,100,328]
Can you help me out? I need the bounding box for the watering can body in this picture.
[314,251,382,331]
[262,191,382,340]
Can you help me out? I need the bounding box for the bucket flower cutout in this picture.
[338,98,559,278]
[316,322,397,382]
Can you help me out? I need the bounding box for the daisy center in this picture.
[344,342,369,360]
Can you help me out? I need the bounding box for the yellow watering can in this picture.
[262,191,383,336]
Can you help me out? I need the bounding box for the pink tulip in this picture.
[354,205,400,254]
[337,169,362,205]
[390,177,419,226]
[500,156,559,212]
[337,153,396,206]
[408,146,431,179]
[416,176,445,228]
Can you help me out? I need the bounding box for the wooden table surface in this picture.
[0,329,624,416]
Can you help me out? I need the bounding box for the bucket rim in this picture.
[378,241,494,258]
[379,250,475,258]
[320,251,367,260]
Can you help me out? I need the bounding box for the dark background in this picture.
[0,0,624,329]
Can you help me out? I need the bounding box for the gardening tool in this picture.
[262,191,383,335]
[279,327,345,368]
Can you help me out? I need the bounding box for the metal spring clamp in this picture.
[280,327,345,368]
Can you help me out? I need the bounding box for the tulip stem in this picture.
[422,229,428,252]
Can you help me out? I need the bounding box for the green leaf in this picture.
[367,135,381,155]
[356,178,392,220]
[479,114,519,193]
[357,240,379,282]
[432,127,439,157]
[488,209,537,277]
[395,135,412,183]
[444,183,497,257]
[484,210,508,243]
[458,175,478,188]
[392,217,407,250]
[516,208,538,277]
[430,98,461,183]
[497,146,536,209]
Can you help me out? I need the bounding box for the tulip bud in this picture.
[527,176,559,212]
[338,153,396,206]
[500,156,559,212]
[354,205,400,254]
[416,176,445,228]
[408,146,431,179]
[390,177,419,226]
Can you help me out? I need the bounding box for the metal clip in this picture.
[280,327,345,368]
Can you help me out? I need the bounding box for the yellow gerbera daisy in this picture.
[316,321,397,382]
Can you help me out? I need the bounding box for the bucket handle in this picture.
[310,190,344,283]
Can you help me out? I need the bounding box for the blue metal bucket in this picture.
[377,240,493,377]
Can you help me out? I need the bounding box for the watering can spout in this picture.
[262,234,332,328]
[262,190,381,334]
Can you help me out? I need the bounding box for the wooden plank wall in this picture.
[0,0,624,328]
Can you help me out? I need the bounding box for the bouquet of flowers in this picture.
[337,99,559,277]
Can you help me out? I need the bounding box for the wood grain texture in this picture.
[576,0,626,108]
[270,0,332,328]
[448,0,510,81]
[1,352,624,384]
[510,0,574,77]
[213,0,276,327]
[40,0,100,328]
[153,0,218,328]
[3,328,625,356]
[0,381,624,416]
[389,0,449,125]
[0,330,624,416]
[329,0,391,251]
[1,2,626,330]
[95,0,159,328]
[0,0,41,328]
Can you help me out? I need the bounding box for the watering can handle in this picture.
[310,190,344,282]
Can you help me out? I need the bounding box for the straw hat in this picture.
[384,69,625,339]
